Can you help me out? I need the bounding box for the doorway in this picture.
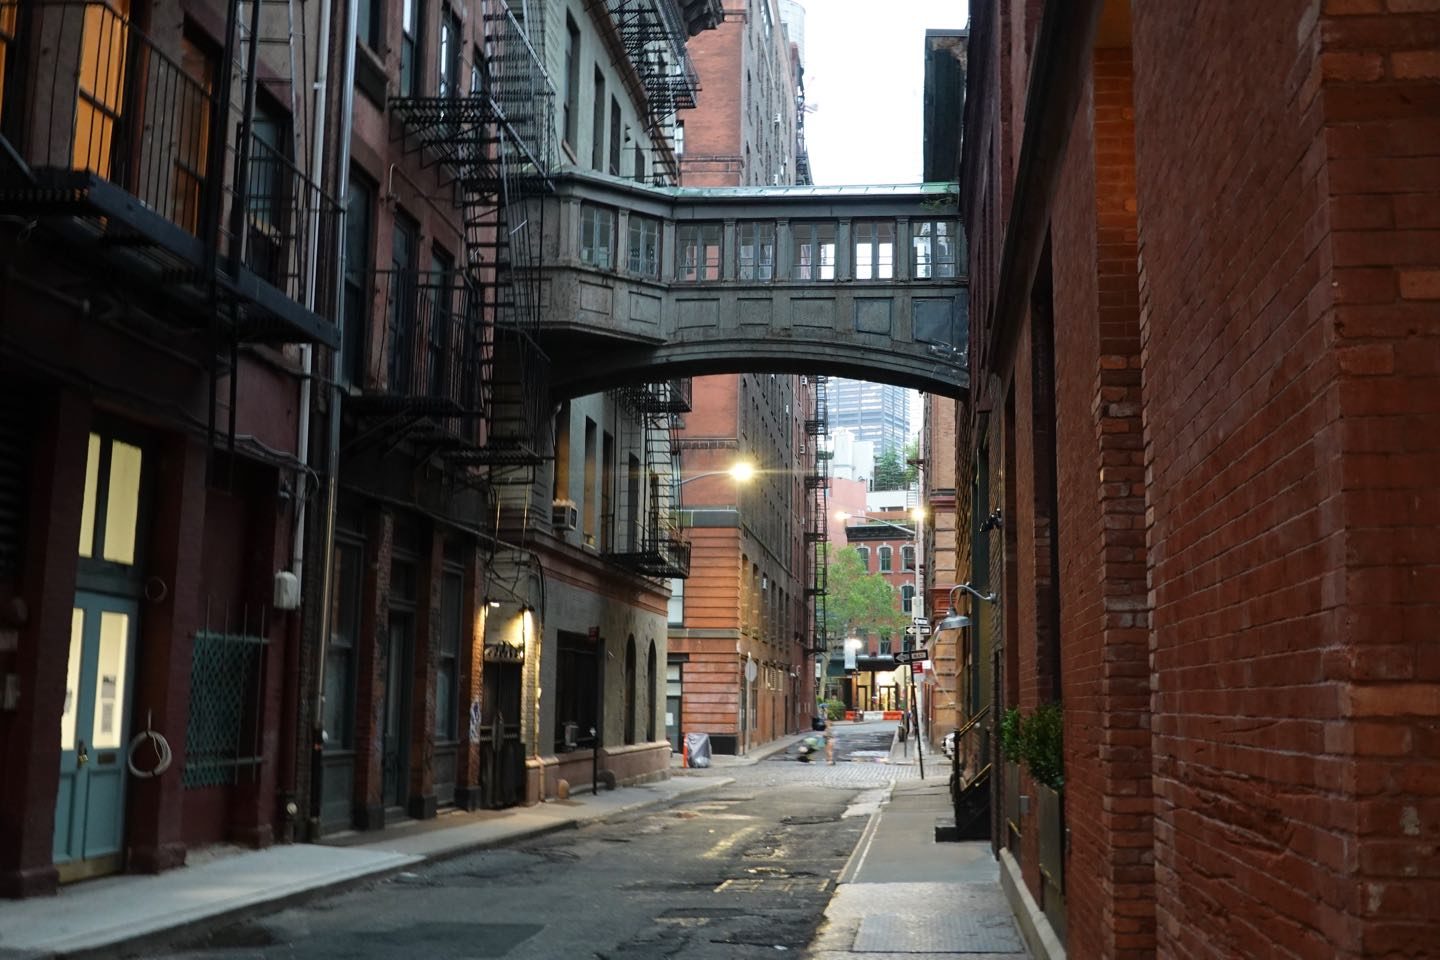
[55,593,139,882]
[665,661,683,752]
[480,659,523,808]
[382,611,413,813]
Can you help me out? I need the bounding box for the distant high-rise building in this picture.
[826,379,910,456]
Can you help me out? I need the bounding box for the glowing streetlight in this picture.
[680,461,757,485]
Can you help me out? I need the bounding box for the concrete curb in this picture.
[21,776,734,960]
[999,847,1066,960]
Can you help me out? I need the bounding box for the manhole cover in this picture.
[853,914,1022,953]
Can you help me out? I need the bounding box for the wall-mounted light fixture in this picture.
[935,582,999,632]
[979,508,1004,533]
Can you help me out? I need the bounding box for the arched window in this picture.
[646,641,658,741]
[624,635,637,745]
[901,545,916,571]
[879,545,893,572]
[901,583,915,614]
[855,546,870,570]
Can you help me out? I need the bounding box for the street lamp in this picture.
[834,508,924,533]
[935,582,999,631]
[679,460,757,485]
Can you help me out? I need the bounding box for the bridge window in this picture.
[853,221,895,280]
[791,222,835,281]
[913,220,961,278]
[737,222,775,281]
[879,545,893,572]
[580,204,615,270]
[628,215,660,277]
[854,546,870,570]
[677,223,721,282]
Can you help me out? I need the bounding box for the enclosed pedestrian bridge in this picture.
[531,173,969,399]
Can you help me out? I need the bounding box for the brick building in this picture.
[667,0,818,755]
[954,0,1440,956]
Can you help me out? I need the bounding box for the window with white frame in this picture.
[853,221,895,279]
[913,219,960,278]
[901,545,915,571]
[737,221,775,281]
[901,583,915,614]
[629,215,660,277]
[879,545,893,572]
[677,223,721,282]
[854,546,870,570]
[580,204,615,269]
[791,221,835,281]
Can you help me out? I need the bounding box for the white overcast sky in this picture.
[800,0,970,186]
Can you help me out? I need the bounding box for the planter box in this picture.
[1036,782,1067,942]
[1003,762,1023,856]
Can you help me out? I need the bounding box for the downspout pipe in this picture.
[308,0,359,832]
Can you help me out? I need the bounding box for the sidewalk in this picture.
[0,775,730,960]
[806,731,1031,959]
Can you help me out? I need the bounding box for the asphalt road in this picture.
[140,786,870,959]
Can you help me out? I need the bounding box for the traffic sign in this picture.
[893,648,928,666]
[912,616,929,627]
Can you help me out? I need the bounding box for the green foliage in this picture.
[1000,706,1022,760]
[822,698,846,720]
[822,546,910,641]
[1019,701,1064,791]
[871,448,909,491]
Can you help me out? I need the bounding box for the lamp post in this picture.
[678,460,757,486]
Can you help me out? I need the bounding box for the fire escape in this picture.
[604,0,704,184]
[606,379,692,579]
[803,375,829,656]
[0,0,341,445]
[379,0,554,467]
[794,78,813,186]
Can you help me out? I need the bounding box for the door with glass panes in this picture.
[55,430,148,880]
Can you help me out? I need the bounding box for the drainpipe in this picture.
[306,0,360,833]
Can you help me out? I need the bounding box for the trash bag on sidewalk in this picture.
[684,732,712,768]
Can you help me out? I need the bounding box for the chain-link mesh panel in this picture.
[182,631,266,788]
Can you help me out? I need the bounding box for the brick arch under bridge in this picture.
[531,174,970,400]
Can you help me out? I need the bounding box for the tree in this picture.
[822,546,909,642]
[872,448,907,490]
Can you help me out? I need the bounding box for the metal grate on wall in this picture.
[181,629,268,788]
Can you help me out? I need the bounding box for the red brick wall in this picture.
[1132,0,1440,955]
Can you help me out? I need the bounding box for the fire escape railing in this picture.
[804,375,830,656]
[604,0,701,184]
[356,269,485,417]
[385,0,555,465]
[605,379,693,578]
[0,1,339,348]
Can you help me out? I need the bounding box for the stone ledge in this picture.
[998,847,1066,960]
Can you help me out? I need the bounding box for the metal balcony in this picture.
[0,2,338,347]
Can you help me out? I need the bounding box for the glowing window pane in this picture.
[102,441,142,564]
[92,610,129,749]
[78,433,101,557]
[61,608,84,750]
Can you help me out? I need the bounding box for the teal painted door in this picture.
[54,592,139,869]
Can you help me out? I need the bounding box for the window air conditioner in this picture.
[562,722,579,750]
[552,500,579,531]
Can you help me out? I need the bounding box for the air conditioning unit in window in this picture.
[562,722,579,750]
[552,500,578,531]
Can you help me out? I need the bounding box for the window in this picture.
[624,636,637,745]
[582,417,597,544]
[400,0,420,96]
[245,99,292,286]
[388,211,419,389]
[591,69,606,170]
[791,222,836,280]
[902,545,915,571]
[357,0,382,49]
[913,219,960,278]
[676,223,721,282]
[879,545,893,572]
[853,221,895,279]
[427,246,455,394]
[77,432,144,566]
[579,204,615,269]
[563,16,580,147]
[901,583,915,614]
[854,546,869,570]
[173,33,214,236]
[342,173,374,386]
[554,631,597,751]
[552,401,571,500]
[74,0,132,178]
[438,6,462,97]
[647,642,657,742]
[470,44,485,95]
[628,215,660,277]
[601,431,615,552]
[737,222,775,281]
[667,577,684,625]
[0,2,16,127]
[609,99,622,176]
[674,120,685,156]
[435,568,462,739]
[324,538,363,749]
[634,144,645,184]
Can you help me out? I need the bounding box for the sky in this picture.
[799,0,969,186]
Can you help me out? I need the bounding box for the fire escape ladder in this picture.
[804,375,829,655]
[604,0,700,184]
[381,0,555,466]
